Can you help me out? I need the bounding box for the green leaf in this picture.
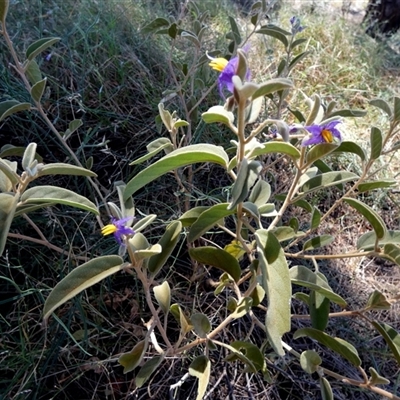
[305,143,339,166]
[369,98,392,118]
[368,367,390,385]
[357,230,400,250]
[142,17,170,34]
[30,77,47,103]
[249,284,265,306]
[189,247,241,282]
[327,109,367,118]
[299,171,359,195]
[294,328,361,367]
[132,214,157,233]
[229,16,241,44]
[0,101,31,122]
[383,243,400,266]
[0,0,9,21]
[310,207,321,230]
[0,159,19,190]
[272,226,297,242]
[320,377,333,400]
[22,142,37,172]
[229,159,262,210]
[170,304,193,334]
[181,30,200,47]
[290,38,308,50]
[191,313,211,338]
[64,119,83,140]
[248,180,271,206]
[251,78,293,101]
[310,290,330,331]
[179,206,210,227]
[371,321,400,365]
[370,126,382,160]
[38,163,97,177]
[188,203,234,242]
[189,355,211,400]
[21,185,99,215]
[394,96,400,123]
[14,202,54,217]
[289,266,347,306]
[249,141,301,160]
[221,341,261,373]
[115,181,135,220]
[288,51,311,71]
[148,220,182,276]
[25,60,42,84]
[358,180,396,192]
[130,138,173,166]
[43,255,124,322]
[231,297,253,319]
[202,105,235,125]
[0,193,19,257]
[366,290,391,310]
[256,24,289,47]
[136,356,165,387]
[224,239,246,260]
[26,37,61,61]
[343,197,386,239]
[124,144,229,200]
[303,235,334,251]
[153,281,171,314]
[300,350,322,374]
[226,341,265,373]
[255,230,291,356]
[168,23,178,39]
[119,340,148,374]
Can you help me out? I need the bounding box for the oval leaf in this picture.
[358,180,396,193]
[124,144,228,200]
[31,77,47,103]
[300,350,322,374]
[188,203,234,242]
[333,141,366,161]
[21,185,99,215]
[191,313,211,338]
[148,220,182,276]
[119,340,148,374]
[303,235,334,251]
[255,230,291,356]
[202,105,234,125]
[300,171,359,195]
[189,246,241,282]
[43,255,124,322]
[252,78,293,101]
[0,101,31,122]
[343,197,386,239]
[249,141,301,160]
[189,355,211,400]
[294,328,361,367]
[153,281,171,314]
[371,321,400,365]
[370,126,382,160]
[357,230,400,250]
[38,163,97,177]
[289,265,347,307]
[26,37,61,61]
[0,193,19,257]
[135,356,165,388]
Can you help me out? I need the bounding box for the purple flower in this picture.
[101,217,135,245]
[290,16,305,34]
[208,52,251,98]
[302,121,342,146]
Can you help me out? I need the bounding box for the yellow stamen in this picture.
[321,129,333,143]
[209,57,229,72]
[101,224,117,236]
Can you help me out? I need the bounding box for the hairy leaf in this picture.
[294,328,361,366]
[189,355,211,400]
[43,255,124,322]
[255,230,291,356]
[124,144,229,200]
[189,246,241,282]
